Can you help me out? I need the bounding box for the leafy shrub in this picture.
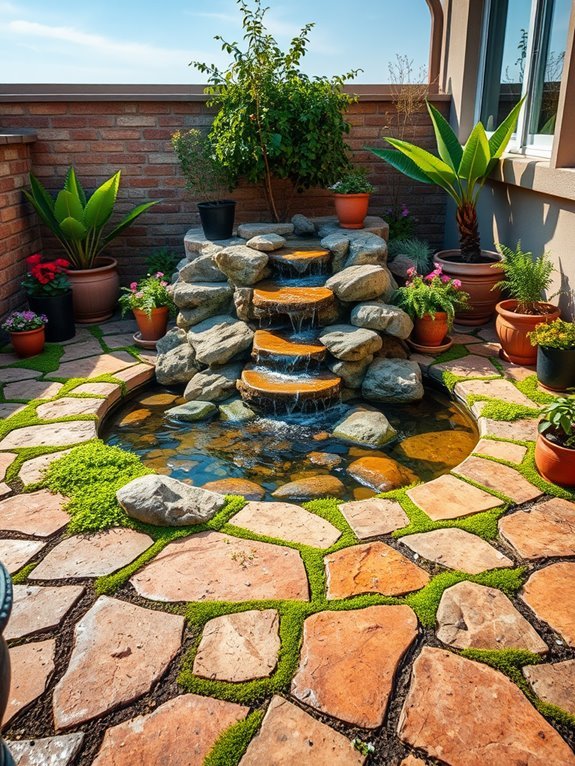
[331,168,374,194]
[494,242,555,314]
[393,264,469,325]
[387,237,434,272]
[528,318,575,349]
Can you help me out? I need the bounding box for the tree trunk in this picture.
[456,202,482,263]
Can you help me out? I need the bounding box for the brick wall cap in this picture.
[0,130,37,144]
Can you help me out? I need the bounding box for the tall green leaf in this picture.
[59,217,88,241]
[458,123,490,186]
[486,97,525,173]
[22,187,61,235]
[384,137,460,198]
[103,200,161,245]
[83,172,120,229]
[54,190,84,225]
[64,167,87,208]
[369,148,433,185]
[427,101,463,171]
[28,173,56,212]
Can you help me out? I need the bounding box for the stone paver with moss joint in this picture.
[0,318,573,764]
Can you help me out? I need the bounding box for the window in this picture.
[478,0,570,157]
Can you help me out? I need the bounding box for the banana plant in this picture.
[23,168,160,270]
[369,98,525,263]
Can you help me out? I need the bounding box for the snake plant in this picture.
[24,167,160,270]
[369,98,524,263]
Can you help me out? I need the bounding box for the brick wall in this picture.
[0,132,42,324]
[0,87,450,289]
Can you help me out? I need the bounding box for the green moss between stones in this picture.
[431,344,469,365]
[3,343,64,373]
[204,709,265,766]
[11,562,37,584]
[407,568,526,628]
[514,374,558,405]
[478,400,540,421]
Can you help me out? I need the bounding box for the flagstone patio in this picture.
[0,319,573,765]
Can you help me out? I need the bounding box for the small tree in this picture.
[190,0,360,222]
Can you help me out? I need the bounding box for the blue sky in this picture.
[0,0,431,83]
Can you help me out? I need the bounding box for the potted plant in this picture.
[392,265,469,349]
[369,98,525,325]
[172,128,236,241]
[529,319,575,392]
[118,272,176,344]
[21,253,75,342]
[535,397,575,486]
[493,242,560,365]
[2,310,48,358]
[331,169,375,229]
[23,167,160,323]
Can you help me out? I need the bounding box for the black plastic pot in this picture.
[198,200,236,241]
[0,562,15,766]
[28,291,75,342]
[536,345,575,392]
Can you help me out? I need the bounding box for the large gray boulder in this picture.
[327,355,373,389]
[176,292,233,328]
[325,265,394,302]
[321,232,349,273]
[233,288,254,322]
[219,398,257,421]
[117,474,225,526]
[292,214,316,236]
[155,327,187,355]
[155,344,199,385]
[173,282,233,310]
[362,358,424,403]
[214,246,269,286]
[237,222,294,238]
[320,324,382,361]
[188,315,254,366]
[332,404,397,447]
[351,302,413,339]
[345,233,388,268]
[246,234,286,252]
[179,253,227,283]
[184,363,243,402]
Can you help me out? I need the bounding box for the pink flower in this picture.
[130,281,138,291]
[406,267,416,277]
[156,272,164,278]
[452,279,462,288]
[441,275,450,283]
[135,291,144,299]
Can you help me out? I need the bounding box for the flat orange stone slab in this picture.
[253,329,326,361]
[240,367,341,399]
[291,606,418,727]
[338,498,409,539]
[4,639,56,726]
[201,478,265,500]
[52,351,136,380]
[231,501,341,547]
[499,497,575,559]
[325,541,429,599]
[0,538,46,573]
[523,660,575,716]
[407,474,503,520]
[398,647,575,765]
[241,695,365,765]
[0,490,69,537]
[521,562,575,647]
[473,438,527,463]
[92,694,248,766]
[401,528,512,574]
[7,584,85,641]
[253,281,334,312]
[452,456,542,504]
[268,247,330,265]
[130,531,309,602]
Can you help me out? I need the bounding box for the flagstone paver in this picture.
[6,733,84,766]
[130,531,310,602]
[479,416,539,441]
[104,332,140,349]
[36,396,107,420]
[521,562,575,647]
[401,528,513,573]
[338,497,409,538]
[464,340,501,357]
[325,541,429,599]
[0,368,40,383]
[0,403,27,419]
[0,490,69,537]
[499,497,575,559]
[113,362,156,391]
[473,438,527,463]
[17,449,72,486]
[6,584,85,641]
[52,596,185,730]
[100,319,138,335]
[51,351,136,380]
[454,378,536,407]
[4,639,56,726]
[230,501,341,547]
[436,581,547,653]
[2,380,63,401]
[0,485,11,500]
[523,660,575,715]
[431,354,501,380]
[291,605,418,728]
[407,474,502,520]
[0,453,16,482]
[0,539,46,573]
[240,696,365,765]
[92,694,248,766]
[193,609,280,682]
[59,339,106,362]
[399,756,426,766]
[71,381,122,400]
[29,528,153,580]
[398,647,575,765]
[0,420,97,450]
[452,455,542,503]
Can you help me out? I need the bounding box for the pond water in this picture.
[104,385,478,501]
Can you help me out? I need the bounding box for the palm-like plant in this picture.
[24,168,160,270]
[369,99,524,263]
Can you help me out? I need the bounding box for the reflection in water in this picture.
[105,386,479,501]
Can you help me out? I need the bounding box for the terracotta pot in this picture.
[413,312,449,346]
[495,299,561,365]
[133,307,169,341]
[65,257,120,324]
[334,193,370,229]
[10,326,45,358]
[434,250,503,326]
[535,431,575,486]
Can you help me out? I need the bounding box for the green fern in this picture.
[494,242,555,314]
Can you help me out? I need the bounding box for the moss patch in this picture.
[3,343,64,373]
[514,374,559,405]
[204,710,265,766]
[478,400,540,421]
[432,344,469,365]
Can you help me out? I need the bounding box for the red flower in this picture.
[26,253,43,265]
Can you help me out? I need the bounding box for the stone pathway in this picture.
[0,318,573,764]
